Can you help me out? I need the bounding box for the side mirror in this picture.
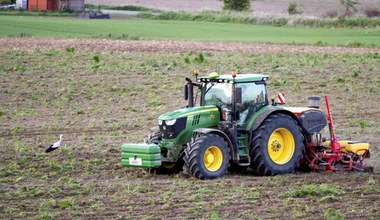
[235,87,242,105]
[184,84,189,100]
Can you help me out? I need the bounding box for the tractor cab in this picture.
[186,72,270,128]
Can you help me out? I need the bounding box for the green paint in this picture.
[245,105,272,130]
[158,106,221,160]
[158,106,218,120]
[121,143,161,168]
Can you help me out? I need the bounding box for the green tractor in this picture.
[121,71,371,179]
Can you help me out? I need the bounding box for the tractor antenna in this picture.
[216,64,220,74]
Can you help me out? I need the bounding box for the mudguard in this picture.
[193,128,237,161]
[249,107,300,132]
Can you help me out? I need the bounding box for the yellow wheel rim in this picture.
[268,128,295,165]
[204,146,223,172]
[162,162,176,169]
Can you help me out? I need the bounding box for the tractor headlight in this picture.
[165,119,176,126]
[158,120,163,125]
[158,117,186,139]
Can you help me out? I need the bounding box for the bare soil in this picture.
[2,37,380,54]
[0,38,379,219]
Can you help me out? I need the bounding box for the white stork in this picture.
[45,134,63,153]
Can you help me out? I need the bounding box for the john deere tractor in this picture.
[122,71,371,179]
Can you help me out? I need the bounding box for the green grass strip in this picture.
[1,15,380,47]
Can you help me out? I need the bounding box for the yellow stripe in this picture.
[179,108,218,117]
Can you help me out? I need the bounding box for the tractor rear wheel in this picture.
[250,114,304,176]
[184,134,230,179]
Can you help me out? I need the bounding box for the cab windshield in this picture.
[204,82,232,109]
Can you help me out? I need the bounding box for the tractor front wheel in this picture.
[148,159,184,175]
[250,114,304,176]
[184,134,230,179]
[146,132,183,175]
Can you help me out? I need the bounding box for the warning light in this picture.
[209,72,219,79]
[194,70,199,76]
[231,71,237,78]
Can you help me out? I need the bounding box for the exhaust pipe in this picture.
[185,78,194,107]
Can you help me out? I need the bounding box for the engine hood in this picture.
[158,105,219,120]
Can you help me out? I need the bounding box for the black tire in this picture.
[183,134,231,180]
[250,114,304,176]
[148,159,184,175]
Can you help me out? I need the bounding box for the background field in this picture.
[86,0,380,16]
[0,42,379,219]
[1,16,380,47]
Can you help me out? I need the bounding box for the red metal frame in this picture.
[324,96,341,154]
[307,96,370,172]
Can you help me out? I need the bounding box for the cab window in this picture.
[237,82,267,126]
[204,83,232,109]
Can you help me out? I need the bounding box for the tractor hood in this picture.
[158,105,219,121]
[157,105,220,140]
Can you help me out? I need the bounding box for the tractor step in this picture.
[238,163,250,166]
[237,156,250,166]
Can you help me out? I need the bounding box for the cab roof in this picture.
[197,73,269,83]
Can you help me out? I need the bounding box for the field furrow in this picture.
[1,39,379,219]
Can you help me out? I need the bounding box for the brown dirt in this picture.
[2,37,380,54]
[1,37,379,219]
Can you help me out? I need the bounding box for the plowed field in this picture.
[0,38,379,219]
